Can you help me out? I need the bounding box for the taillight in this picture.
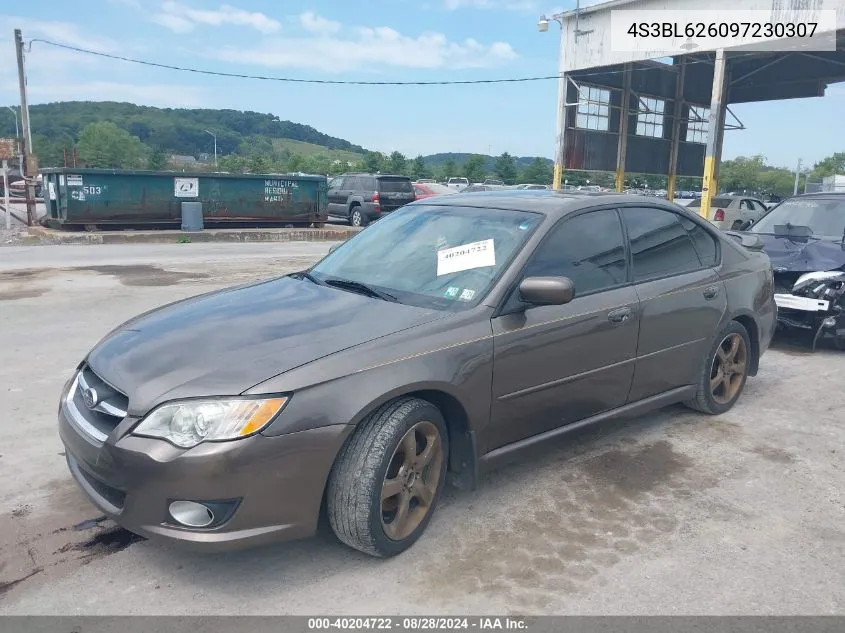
[714,208,725,222]
[372,191,380,208]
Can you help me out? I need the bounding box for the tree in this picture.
[463,155,486,183]
[494,152,518,184]
[520,158,553,185]
[362,151,383,173]
[440,158,457,181]
[247,154,270,174]
[147,148,168,170]
[76,121,148,169]
[410,155,429,180]
[810,152,845,180]
[718,155,766,193]
[387,151,407,175]
[218,155,247,172]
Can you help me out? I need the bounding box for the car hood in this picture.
[86,276,445,415]
[756,234,845,273]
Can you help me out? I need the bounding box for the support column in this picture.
[615,64,632,192]
[667,58,687,201]
[552,24,567,191]
[700,49,728,220]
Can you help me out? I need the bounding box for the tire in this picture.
[327,397,449,558]
[684,320,752,415]
[349,206,367,228]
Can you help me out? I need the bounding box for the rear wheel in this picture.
[327,397,448,557]
[349,206,367,228]
[684,321,751,414]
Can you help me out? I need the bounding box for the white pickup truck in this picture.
[445,177,469,191]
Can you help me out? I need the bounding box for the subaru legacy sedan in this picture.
[59,191,776,558]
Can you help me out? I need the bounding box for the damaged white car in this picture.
[743,193,845,350]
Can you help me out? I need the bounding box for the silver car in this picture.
[686,195,768,230]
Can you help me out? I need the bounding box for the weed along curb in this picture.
[27,226,362,245]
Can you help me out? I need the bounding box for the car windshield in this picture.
[309,205,543,310]
[749,197,845,239]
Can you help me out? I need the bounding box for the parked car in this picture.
[327,173,416,227]
[742,192,845,350]
[687,195,768,230]
[413,182,455,200]
[445,177,470,191]
[461,184,508,192]
[58,190,776,558]
[414,179,437,184]
[514,184,551,190]
[483,179,505,186]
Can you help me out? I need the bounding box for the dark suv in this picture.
[327,173,416,227]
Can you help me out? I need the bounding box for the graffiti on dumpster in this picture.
[264,179,298,203]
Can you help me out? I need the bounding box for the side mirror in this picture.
[328,243,340,254]
[519,276,575,306]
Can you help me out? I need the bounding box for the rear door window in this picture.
[622,207,704,282]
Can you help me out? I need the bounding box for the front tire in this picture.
[327,397,448,557]
[684,320,751,415]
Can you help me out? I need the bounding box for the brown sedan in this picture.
[58,191,777,557]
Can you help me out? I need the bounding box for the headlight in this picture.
[132,397,289,448]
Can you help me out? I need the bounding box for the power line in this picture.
[30,38,719,86]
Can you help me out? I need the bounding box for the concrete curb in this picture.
[27,225,362,245]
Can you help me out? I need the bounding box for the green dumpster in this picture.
[40,168,328,229]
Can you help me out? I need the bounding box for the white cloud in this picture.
[215,21,518,72]
[299,11,341,34]
[28,81,207,108]
[443,0,539,12]
[152,2,281,34]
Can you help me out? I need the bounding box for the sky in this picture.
[0,0,843,169]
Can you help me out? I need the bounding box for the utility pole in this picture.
[204,129,217,169]
[15,29,36,226]
[793,158,802,196]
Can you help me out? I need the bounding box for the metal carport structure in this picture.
[544,0,845,218]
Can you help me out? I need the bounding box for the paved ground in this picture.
[0,242,843,615]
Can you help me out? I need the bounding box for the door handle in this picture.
[703,285,721,300]
[607,307,632,325]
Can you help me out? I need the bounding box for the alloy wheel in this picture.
[380,421,444,541]
[710,332,747,405]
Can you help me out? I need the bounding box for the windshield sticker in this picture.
[458,289,476,301]
[518,221,532,231]
[444,286,461,299]
[437,239,496,277]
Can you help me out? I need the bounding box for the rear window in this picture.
[378,178,413,193]
[688,198,732,208]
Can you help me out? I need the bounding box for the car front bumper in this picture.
[58,380,352,552]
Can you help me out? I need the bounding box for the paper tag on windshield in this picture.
[437,239,496,277]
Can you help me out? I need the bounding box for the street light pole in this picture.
[6,106,19,138]
[539,13,568,190]
[204,129,217,169]
[793,158,802,196]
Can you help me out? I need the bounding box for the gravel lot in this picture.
[0,242,843,615]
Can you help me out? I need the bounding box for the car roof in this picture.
[341,172,409,179]
[414,189,690,218]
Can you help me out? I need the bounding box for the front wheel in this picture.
[684,321,751,414]
[327,397,448,557]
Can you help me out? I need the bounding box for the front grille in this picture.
[64,365,128,443]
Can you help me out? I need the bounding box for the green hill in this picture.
[422,152,553,171]
[0,101,367,167]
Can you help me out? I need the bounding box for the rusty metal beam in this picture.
[667,58,687,201]
[615,64,632,192]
